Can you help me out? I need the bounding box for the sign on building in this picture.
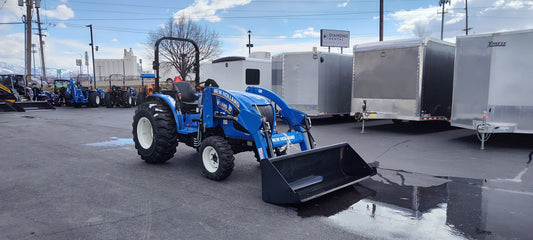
[320,29,350,48]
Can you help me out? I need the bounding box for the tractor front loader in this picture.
[0,74,54,112]
[132,37,376,204]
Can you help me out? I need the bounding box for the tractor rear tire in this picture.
[104,92,113,108]
[121,91,132,108]
[132,101,178,163]
[89,92,100,107]
[199,136,235,181]
[137,91,146,105]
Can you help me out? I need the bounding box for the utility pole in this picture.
[463,0,472,35]
[22,0,34,83]
[379,0,383,41]
[35,6,47,81]
[439,0,450,40]
[246,30,253,54]
[86,24,97,89]
[85,51,89,75]
[32,44,36,75]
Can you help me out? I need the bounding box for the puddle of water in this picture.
[84,137,134,147]
[296,168,533,240]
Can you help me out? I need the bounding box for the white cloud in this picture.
[0,0,24,30]
[56,23,67,28]
[42,4,74,20]
[111,38,118,42]
[292,27,320,38]
[60,0,68,2]
[338,0,350,8]
[174,0,252,22]
[0,33,25,65]
[389,0,533,39]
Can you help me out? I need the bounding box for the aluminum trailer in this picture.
[450,29,533,149]
[199,55,271,91]
[272,51,353,116]
[351,38,455,130]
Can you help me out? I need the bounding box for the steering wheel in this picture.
[196,79,219,92]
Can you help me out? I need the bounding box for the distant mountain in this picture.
[0,62,25,74]
[0,62,74,78]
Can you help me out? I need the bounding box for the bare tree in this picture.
[147,16,221,84]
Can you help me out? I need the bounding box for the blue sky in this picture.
[1,0,533,73]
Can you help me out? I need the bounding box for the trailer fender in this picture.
[146,93,182,128]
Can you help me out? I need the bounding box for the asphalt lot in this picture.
[1,107,532,239]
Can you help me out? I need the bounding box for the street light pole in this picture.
[78,53,83,75]
[86,24,97,89]
[439,0,450,40]
[379,0,383,41]
[246,30,253,54]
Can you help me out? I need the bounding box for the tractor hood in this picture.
[224,90,270,107]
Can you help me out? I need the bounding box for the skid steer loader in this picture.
[132,37,376,204]
[0,74,55,112]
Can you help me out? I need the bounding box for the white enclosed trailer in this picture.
[199,55,271,91]
[351,38,455,128]
[450,29,533,149]
[272,51,353,116]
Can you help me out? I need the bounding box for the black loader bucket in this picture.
[0,101,55,112]
[261,142,377,204]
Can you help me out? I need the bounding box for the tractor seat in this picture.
[172,81,198,113]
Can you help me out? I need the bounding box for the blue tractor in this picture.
[52,78,104,107]
[132,37,376,204]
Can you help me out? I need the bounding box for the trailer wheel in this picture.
[132,101,178,163]
[89,92,100,107]
[121,91,132,108]
[104,92,113,108]
[200,136,235,180]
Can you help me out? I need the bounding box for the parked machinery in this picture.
[52,78,104,107]
[104,74,137,108]
[136,73,156,106]
[0,74,54,112]
[132,37,376,204]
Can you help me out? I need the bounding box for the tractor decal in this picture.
[213,88,240,109]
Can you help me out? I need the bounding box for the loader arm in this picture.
[246,87,315,150]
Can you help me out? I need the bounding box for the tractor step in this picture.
[260,142,376,204]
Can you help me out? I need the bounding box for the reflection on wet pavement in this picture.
[296,168,533,240]
[84,137,134,147]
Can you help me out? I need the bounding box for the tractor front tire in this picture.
[104,92,113,108]
[89,92,100,107]
[199,136,235,181]
[132,101,178,163]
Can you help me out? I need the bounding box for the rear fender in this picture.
[146,93,181,129]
